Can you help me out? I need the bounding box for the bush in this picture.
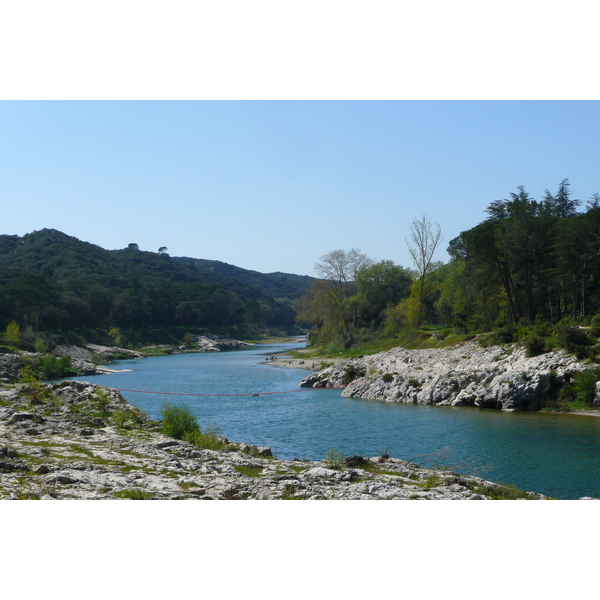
[37,355,78,379]
[524,334,545,357]
[590,315,600,338]
[325,446,345,469]
[559,368,600,407]
[35,338,49,353]
[160,403,200,440]
[556,324,595,359]
[92,388,112,418]
[492,324,515,344]
[183,427,227,451]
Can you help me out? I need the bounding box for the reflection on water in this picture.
[65,342,600,499]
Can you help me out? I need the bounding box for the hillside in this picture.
[0,229,314,346]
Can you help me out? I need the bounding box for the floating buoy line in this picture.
[110,384,348,398]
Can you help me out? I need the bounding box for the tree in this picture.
[313,248,373,332]
[128,243,139,251]
[5,320,20,345]
[158,246,168,255]
[543,179,580,218]
[406,216,442,325]
[355,260,412,326]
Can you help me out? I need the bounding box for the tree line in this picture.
[297,180,600,350]
[0,229,308,349]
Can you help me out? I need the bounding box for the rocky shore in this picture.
[299,341,598,412]
[0,335,253,384]
[0,380,549,500]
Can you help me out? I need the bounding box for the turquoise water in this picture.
[66,342,600,499]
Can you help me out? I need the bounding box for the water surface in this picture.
[66,342,600,499]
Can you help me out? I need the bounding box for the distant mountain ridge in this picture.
[175,256,313,300]
[0,228,314,343]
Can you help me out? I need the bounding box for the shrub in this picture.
[93,388,112,417]
[35,338,49,353]
[559,368,600,407]
[556,324,595,359]
[342,365,366,383]
[113,410,136,428]
[5,321,20,345]
[524,334,545,357]
[183,333,196,346]
[37,355,78,379]
[160,403,200,440]
[345,455,368,468]
[183,428,227,451]
[590,315,600,338]
[325,446,345,469]
[492,324,515,344]
[382,373,394,382]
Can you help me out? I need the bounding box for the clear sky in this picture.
[2,100,600,276]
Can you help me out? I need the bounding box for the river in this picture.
[66,341,600,499]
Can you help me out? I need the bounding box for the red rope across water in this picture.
[111,385,348,397]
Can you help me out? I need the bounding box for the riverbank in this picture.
[0,380,555,500]
[298,341,600,413]
[0,334,256,384]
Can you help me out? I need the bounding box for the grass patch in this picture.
[467,482,533,500]
[114,489,156,500]
[281,484,303,500]
[420,474,441,489]
[179,481,201,489]
[234,465,264,477]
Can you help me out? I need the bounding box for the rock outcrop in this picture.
[195,335,252,352]
[299,341,589,412]
[0,344,143,384]
[0,381,548,500]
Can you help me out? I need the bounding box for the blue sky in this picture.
[2,100,600,276]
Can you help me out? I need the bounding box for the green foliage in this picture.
[559,368,600,407]
[0,229,308,341]
[556,324,595,359]
[492,324,515,344]
[234,465,264,477]
[325,446,345,469]
[524,334,546,357]
[421,475,441,489]
[382,373,394,382]
[34,338,49,353]
[467,482,533,500]
[182,332,195,346]
[281,484,302,499]
[5,321,20,345]
[342,365,365,384]
[108,327,122,347]
[18,367,54,405]
[160,403,200,440]
[590,315,600,337]
[114,489,156,500]
[36,355,78,379]
[182,428,227,451]
[113,410,137,428]
[92,388,111,417]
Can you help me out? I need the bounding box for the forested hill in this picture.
[176,257,313,300]
[0,228,313,344]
